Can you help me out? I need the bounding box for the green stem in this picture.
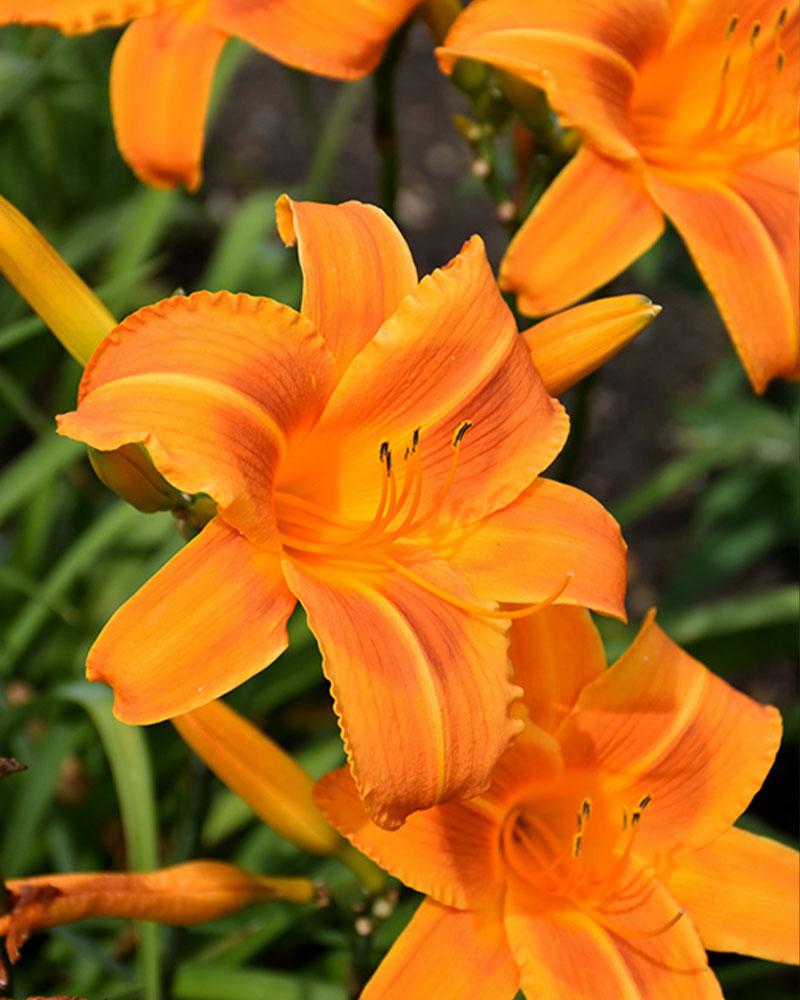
[303,80,370,201]
[337,842,387,895]
[373,22,411,217]
[554,372,599,485]
[419,0,462,43]
[284,66,321,148]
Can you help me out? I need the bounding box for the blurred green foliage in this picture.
[0,20,797,1000]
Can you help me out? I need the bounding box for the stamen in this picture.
[572,834,582,859]
[452,419,473,446]
[397,420,473,537]
[776,49,785,72]
[387,448,421,525]
[385,449,424,539]
[726,14,739,38]
[750,20,762,44]
[776,6,788,30]
[381,558,572,620]
[594,906,685,941]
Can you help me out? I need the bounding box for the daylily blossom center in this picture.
[274,421,469,562]
[500,783,681,944]
[632,5,796,169]
[274,420,570,621]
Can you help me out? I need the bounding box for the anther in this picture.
[572,834,583,859]
[638,795,652,810]
[777,49,785,72]
[379,441,389,463]
[726,14,739,37]
[385,449,393,476]
[582,799,592,819]
[776,7,787,30]
[452,420,473,447]
[631,811,641,828]
[412,427,421,452]
[750,20,761,44]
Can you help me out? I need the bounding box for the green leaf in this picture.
[1,501,145,673]
[58,681,162,1000]
[174,964,347,1000]
[0,435,83,525]
[662,586,799,647]
[201,190,280,292]
[1,723,77,875]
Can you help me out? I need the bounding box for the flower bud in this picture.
[0,195,115,366]
[525,294,661,396]
[0,861,316,963]
[88,444,181,514]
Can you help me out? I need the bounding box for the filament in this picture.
[380,557,572,621]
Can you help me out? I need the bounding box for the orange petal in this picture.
[111,4,227,190]
[508,606,606,734]
[174,700,343,858]
[59,291,335,545]
[666,826,800,964]
[87,519,296,724]
[525,294,662,395]
[500,147,664,316]
[0,0,165,32]
[588,865,721,1000]
[646,169,798,392]
[503,870,721,1000]
[315,766,504,909]
[438,1,658,160]
[362,899,519,1000]
[78,290,336,425]
[305,236,568,526]
[275,195,417,370]
[0,194,115,365]
[558,612,783,856]
[59,371,282,545]
[728,149,800,378]
[283,552,520,829]
[503,886,640,1000]
[479,721,565,813]
[441,0,670,73]
[443,478,627,620]
[0,862,313,963]
[209,0,420,78]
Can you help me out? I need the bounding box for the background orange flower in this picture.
[439,0,799,391]
[318,606,799,998]
[0,0,422,188]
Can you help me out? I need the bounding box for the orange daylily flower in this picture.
[317,606,799,998]
[56,195,636,829]
[439,0,800,392]
[0,861,315,966]
[0,0,421,190]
